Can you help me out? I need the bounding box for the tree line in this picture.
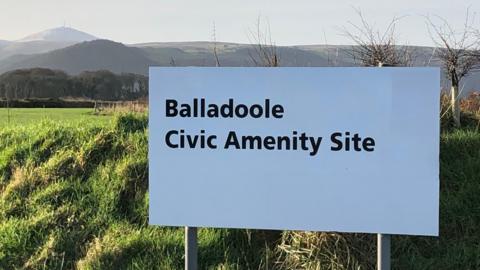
[0,68,148,101]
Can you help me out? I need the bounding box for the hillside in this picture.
[0,40,157,76]
[0,41,78,61]
[138,42,340,67]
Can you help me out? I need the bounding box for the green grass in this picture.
[0,113,273,269]
[0,108,112,127]
[0,112,479,269]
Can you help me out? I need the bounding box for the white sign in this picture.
[149,67,440,236]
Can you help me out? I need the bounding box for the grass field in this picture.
[0,110,479,269]
[0,108,113,127]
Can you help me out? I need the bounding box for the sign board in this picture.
[149,67,440,236]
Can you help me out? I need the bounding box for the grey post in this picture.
[185,226,198,270]
[377,234,391,270]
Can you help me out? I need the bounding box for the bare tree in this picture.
[212,21,221,67]
[427,10,480,127]
[248,16,280,67]
[169,56,176,67]
[342,8,415,67]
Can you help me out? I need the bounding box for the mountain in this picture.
[0,40,78,60]
[17,27,97,42]
[0,27,98,60]
[132,42,346,67]
[136,42,480,94]
[0,40,157,75]
[0,26,479,94]
[0,40,339,75]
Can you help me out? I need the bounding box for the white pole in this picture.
[377,234,391,270]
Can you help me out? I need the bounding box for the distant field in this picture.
[0,108,113,127]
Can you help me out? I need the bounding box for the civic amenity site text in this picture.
[163,98,376,156]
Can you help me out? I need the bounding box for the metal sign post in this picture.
[185,226,198,270]
[377,233,391,270]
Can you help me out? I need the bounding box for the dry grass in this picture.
[276,232,375,270]
[441,91,480,130]
[94,101,148,115]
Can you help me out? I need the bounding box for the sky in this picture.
[0,0,479,46]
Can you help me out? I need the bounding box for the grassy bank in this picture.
[0,114,273,269]
[0,113,479,269]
